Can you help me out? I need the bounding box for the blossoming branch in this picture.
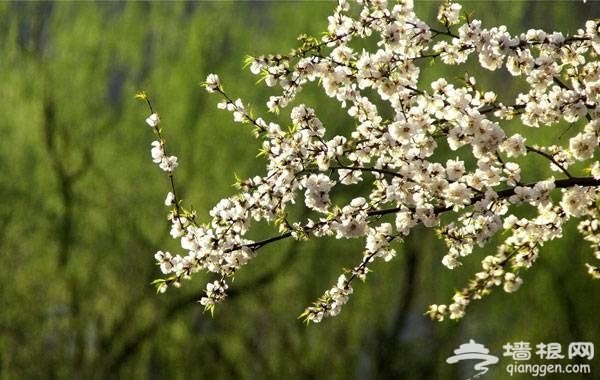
[138,0,600,323]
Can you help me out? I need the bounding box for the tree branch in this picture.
[235,176,600,255]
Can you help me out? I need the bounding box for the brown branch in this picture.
[370,176,600,217]
[224,176,600,257]
[526,145,573,179]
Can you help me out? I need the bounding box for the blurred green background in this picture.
[1,1,599,379]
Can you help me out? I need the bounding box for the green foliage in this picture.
[0,2,598,379]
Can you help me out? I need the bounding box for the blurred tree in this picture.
[0,2,598,380]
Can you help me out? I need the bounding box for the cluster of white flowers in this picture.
[150,140,178,172]
[577,195,600,279]
[144,113,179,173]
[141,0,600,323]
[299,274,354,323]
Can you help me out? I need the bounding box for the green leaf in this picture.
[243,55,255,69]
[134,91,148,101]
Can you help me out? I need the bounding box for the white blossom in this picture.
[503,272,522,293]
[142,1,600,324]
[165,192,175,206]
[303,174,334,213]
[146,113,160,128]
[205,73,221,93]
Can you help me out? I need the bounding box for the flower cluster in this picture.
[299,274,354,323]
[140,0,600,323]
